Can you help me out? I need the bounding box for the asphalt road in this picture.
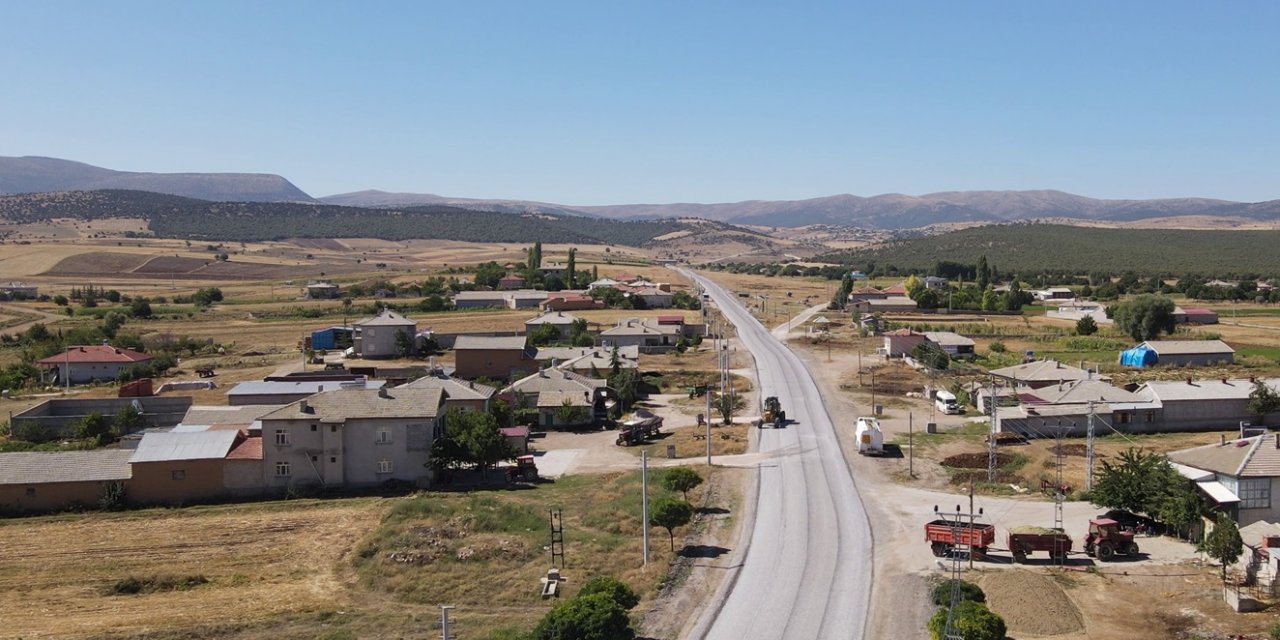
[682,269,873,640]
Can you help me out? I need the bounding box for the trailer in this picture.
[924,519,995,557]
[854,416,884,455]
[1007,526,1073,563]
[616,410,663,446]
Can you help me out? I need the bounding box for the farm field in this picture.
[0,468,737,640]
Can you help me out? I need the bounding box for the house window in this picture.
[275,429,290,446]
[377,459,393,474]
[310,424,317,431]
[1116,412,1131,424]
[1145,410,1156,423]
[311,455,318,462]
[275,461,291,477]
[171,470,186,480]
[25,487,35,497]
[376,428,392,444]
[331,425,337,433]
[330,456,337,463]
[1240,478,1271,510]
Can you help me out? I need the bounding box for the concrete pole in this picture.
[440,605,454,640]
[909,412,914,479]
[641,450,650,565]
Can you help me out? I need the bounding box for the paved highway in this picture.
[682,269,873,640]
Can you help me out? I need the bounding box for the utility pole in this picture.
[641,450,650,565]
[908,412,914,478]
[987,375,999,483]
[936,501,983,640]
[1086,401,1096,492]
[439,605,455,640]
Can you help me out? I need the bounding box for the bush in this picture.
[576,576,640,610]
[533,592,634,640]
[929,579,985,606]
[108,574,208,595]
[1270,621,1280,640]
[927,600,1006,640]
[988,341,1006,353]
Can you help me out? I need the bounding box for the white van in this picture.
[935,390,961,415]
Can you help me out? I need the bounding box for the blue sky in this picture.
[2,1,1277,203]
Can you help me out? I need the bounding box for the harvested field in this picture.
[978,570,1084,637]
[0,500,380,638]
[133,255,211,274]
[43,251,154,275]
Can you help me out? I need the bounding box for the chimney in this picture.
[1221,434,1227,446]
[299,399,310,413]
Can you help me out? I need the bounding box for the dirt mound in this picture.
[941,452,1015,469]
[1057,444,1087,457]
[979,570,1084,637]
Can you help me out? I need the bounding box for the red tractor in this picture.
[1083,518,1139,561]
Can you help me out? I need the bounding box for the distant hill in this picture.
[323,187,1280,229]
[819,222,1280,277]
[0,156,314,203]
[0,189,689,247]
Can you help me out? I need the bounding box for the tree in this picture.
[394,330,414,357]
[129,298,153,319]
[976,254,990,292]
[1075,315,1098,336]
[575,576,639,610]
[110,404,146,437]
[1156,479,1203,540]
[927,600,1006,640]
[566,247,577,289]
[192,287,223,307]
[1088,448,1195,522]
[418,294,447,312]
[533,592,635,640]
[1109,294,1177,342]
[436,408,512,476]
[1247,380,1280,423]
[474,261,506,289]
[75,412,114,446]
[649,497,694,550]
[102,311,127,338]
[662,466,704,501]
[1200,512,1244,582]
[912,342,950,371]
[609,367,640,413]
[715,392,746,425]
[527,323,561,347]
[569,319,593,348]
[555,399,588,426]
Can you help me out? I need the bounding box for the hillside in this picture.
[0,190,688,247]
[319,189,589,216]
[819,223,1280,277]
[0,156,314,203]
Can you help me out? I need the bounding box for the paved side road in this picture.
[681,268,873,640]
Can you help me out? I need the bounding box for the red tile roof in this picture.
[225,436,263,460]
[882,285,908,295]
[656,315,684,324]
[500,426,530,438]
[38,345,152,365]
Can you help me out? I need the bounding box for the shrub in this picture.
[533,592,634,640]
[988,341,1006,353]
[576,576,640,610]
[927,600,1006,640]
[929,579,985,606]
[108,574,209,595]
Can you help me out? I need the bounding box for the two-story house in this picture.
[259,386,445,491]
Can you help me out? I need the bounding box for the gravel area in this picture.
[978,570,1085,637]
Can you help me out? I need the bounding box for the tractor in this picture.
[762,396,785,428]
[505,455,539,483]
[1083,517,1139,561]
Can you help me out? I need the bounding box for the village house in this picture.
[304,282,340,299]
[0,450,133,512]
[882,328,928,357]
[127,430,255,505]
[922,276,949,290]
[994,380,1154,437]
[452,335,535,380]
[500,369,614,429]
[226,378,384,406]
[1168,434,1280,528]
[353,309,417,359]
[540,292,604,312]
[923,331,976,359]
[850,296,917,314]
[523,311,582,340]
[259,386,447,491]
[535,345,640,368]
[632,287,675,308]
[1033,287,1075,301]
[0,282,38,298]
[400,373,497,413]
[1132,377,1280,431]
[988,359,1108,389]
[498,274,526,290]
[556,348,641,374]
[539,263,568,279]
[1120,340,1236,368]
[452,291,513,309]
[1173,307,1220,324]
[847,287,887,303]
[599,317,696,352]
[587,278,621,290]
[37,344,153,385]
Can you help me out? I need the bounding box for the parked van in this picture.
[935,390,961,415]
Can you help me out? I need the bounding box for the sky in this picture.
[2,1,1278,204]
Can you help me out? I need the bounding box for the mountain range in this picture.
[4,155,1278,229]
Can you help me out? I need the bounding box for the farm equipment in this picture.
[616,410,663,446]
[761,396,786,428]
[1083,518,1140,561]
[924,519,995,557]
[1007,526,1073,563]
[688,384,710,399]
[505,455,539,482]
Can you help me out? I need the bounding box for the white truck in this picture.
[855,416,884,455]
[935,389,961,415]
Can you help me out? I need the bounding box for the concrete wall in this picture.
[11,397,192,437]
[50,361,141,385]
[357,325,415,359]
[443,398,488,413]
[129,459,225,505]
[434,331,522,350]
[224,459,265,495]
[1159,353,1235,367]
[261,415,439,491]
[0,480,119,513]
